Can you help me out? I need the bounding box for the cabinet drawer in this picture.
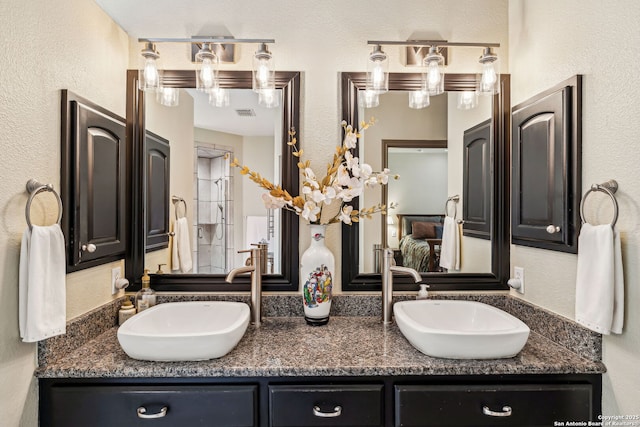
[395,384,593,426]
[269,384,384,427]
[44,384,257,427]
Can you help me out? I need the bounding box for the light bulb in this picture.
[480,63,497,92]
[457,91,478,110]
[256,59,270,86]
[372,63,385,90]
[143,58,159,87]
[409,90,430,109]
[427,60,442,92]
[199,58,215,90]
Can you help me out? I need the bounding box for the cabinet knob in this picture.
[312,405,342,418]
[137,406,168,419]
[546,225,561,234]
[482,405,512,417]
[81,243,97,253]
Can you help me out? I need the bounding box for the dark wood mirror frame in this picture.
[340,72,510,291]
[125,70,301,291]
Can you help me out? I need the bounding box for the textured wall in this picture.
[509,0,640,414]
[0,0,129,425]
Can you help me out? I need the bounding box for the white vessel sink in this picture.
[117,301,250,361]
[394,300,530,359]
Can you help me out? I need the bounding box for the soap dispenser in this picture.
[417,284,430,300]
[135,269,156,312]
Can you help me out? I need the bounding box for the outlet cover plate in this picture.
[111,266,122,295]
[514,266,525,294]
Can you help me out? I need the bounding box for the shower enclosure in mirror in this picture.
[125,70,300,291]
[341,72,510,291]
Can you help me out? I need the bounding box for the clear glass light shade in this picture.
[409,90,430,109]
[366,45,389,94]
[195,44,219,92]
[156,87,180,107]
[478,48,500,95]
[421,47,445,96]
[253,44,275,93]
[457,91,479,110]
[258,88,281,108]
[138,43,161,92]
[209,87,230,107]
[358,89,380,108]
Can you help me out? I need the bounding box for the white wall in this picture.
[0,0,129,425]
[509,0,640,414]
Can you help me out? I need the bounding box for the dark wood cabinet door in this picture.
[463,119,492,240]
[145,131,170,251]
[43,384,257,427]
[511,76,582,253]
[395,383,593,426]
[62,91,127,271]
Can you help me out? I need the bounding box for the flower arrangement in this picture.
[230,118,397,225]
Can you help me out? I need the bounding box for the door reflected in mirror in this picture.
[144,88,283,275]
[359,91,493,275]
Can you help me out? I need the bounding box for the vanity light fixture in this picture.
[366,45,389,94]
[137,37,276,106]
[409,90,430,109]
[423,46,445,96]
[359,89,380,108]
[195,43,219,93]
[209,87,230,107]
[138,42,161,92]
[253,43,275,93]
[157,87,180,107]
[457,90,478,110]
[258,88,280,108]
[478,47,500,95]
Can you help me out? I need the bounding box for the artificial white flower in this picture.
[262,193,286,209]
[336,165,352,186]
[301,201,321,222]
[322,186,337,204]
[343,131,357,149]
[339,205,353,224]
[311,189,325,203]
[345,151,359,170]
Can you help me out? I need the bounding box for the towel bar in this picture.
[25,179,63,229]
[579,179,619,227]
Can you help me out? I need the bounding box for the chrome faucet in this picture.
[226,245,264,326]
[381,248,421,325]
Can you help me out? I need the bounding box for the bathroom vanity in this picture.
[37,296,604,427]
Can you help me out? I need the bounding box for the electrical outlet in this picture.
[514,266,525,295]
[111,266,122,295]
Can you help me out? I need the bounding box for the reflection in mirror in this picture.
[340,72,510,291]
[126,70,300,291]
[359,91,493,275]
[144,88,283,275]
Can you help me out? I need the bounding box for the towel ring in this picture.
[445,195,460,219]
[172,195,187,220]
[25,179,63,229]
[579,179,618,227]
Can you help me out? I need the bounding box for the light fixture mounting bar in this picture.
[139,37,275,44]
[368,40,500,48]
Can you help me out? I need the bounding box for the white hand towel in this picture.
[575,223,624,335]
[19,224,66,342]
[439,216,460,271]
[172,217,193,273]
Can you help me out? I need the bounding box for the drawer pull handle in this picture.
[137,406,168,419]
[482,406,512,417]
[546,224,561,234]
[313,405,342,418]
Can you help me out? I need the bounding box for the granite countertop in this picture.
[36,315,605,379]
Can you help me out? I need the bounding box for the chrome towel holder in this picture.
[171,195,187,220]
[445,195,460,219]
[25,178,63,229]
[579,179,619,227]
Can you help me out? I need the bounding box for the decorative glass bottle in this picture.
[300,224,334,326]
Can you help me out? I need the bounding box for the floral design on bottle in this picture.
[303,264,332,308]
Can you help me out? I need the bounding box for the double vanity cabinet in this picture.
[37,301,604,427]
[40,373,600,426]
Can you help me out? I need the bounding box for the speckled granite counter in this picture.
[36,314,605,379]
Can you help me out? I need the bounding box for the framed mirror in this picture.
[340,72,510,291]
[125,70,300,291]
